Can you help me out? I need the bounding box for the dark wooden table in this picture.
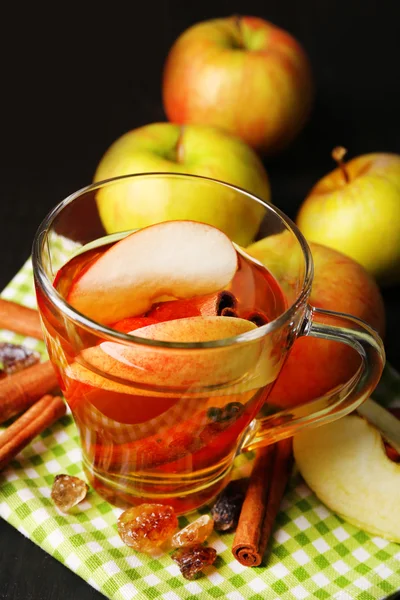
[1,1,399,598]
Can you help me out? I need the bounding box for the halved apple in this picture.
[67,220,238,324]
[67,316,276,394]
[293,415,400,542]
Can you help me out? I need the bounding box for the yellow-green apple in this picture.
[297,149,400,285]
[294,414,400,542]
[247,234,385,408]
[67,221,238,324]
[162,16,313,154]
[94,122,270,246]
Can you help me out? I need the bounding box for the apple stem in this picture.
[332,146,350,183]
[233,14,244,48]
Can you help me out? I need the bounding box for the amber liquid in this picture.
[51,238,287,513]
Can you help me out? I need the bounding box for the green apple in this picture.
[93,122,270,246]
[297,150,400,285]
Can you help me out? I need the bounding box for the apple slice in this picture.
[294,415,400,542]
[67,220,238,324]
[67,316,277,394]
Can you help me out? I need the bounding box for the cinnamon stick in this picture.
[220,307,239,317]
[0,299,43,340]
[244,310,269,327]
[146,291,238,321]
[0,361,59,424]
[232,438,293,566]
[0,395,66,470]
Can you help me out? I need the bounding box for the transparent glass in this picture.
[32,173,385,514]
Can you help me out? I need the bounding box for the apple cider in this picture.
[44,222,288,513]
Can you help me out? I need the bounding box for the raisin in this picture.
[245,311,269,327]
[207,403,243,424]
[207,407,223,422]
[117,504,178,553]
[171,544,217,579]
[221,402,244,422]
[51,474,89,512]
[171,515,214,548]
[258,403,280,418]
[211,479,247,531]
[0,343,40,376]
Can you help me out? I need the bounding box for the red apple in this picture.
[163,15,313,154]
[247,235,385,408]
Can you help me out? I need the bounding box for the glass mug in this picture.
[32,173,385,514]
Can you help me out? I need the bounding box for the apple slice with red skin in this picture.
[67,316,271,394]
[67,220,238,324]
[294,414,400,542]
[65,317,273,474]
[65,316,276,441]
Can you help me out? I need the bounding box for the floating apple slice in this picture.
[67,316,277,394]
[294,415,400,542]
[124,315,252,343]
[67,221,238,324]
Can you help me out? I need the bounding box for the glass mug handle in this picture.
[241,305,386,452]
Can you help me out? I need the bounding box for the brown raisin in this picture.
[211,478,247,531]
[245,311,269,327]
[221,402,244,422]
[51,474,89,512]
[171,544,217,579]
[207,402,243,424]
[0,343,40,376]
[117,504,178,554]
[171,515,214,548]
[207,407,223,422]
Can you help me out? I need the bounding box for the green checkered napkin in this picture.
[1,259,400,600]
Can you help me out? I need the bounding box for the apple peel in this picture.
[67,221,238,324]
[293,415,400,542]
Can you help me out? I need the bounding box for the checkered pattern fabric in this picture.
[1,259,399,600]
